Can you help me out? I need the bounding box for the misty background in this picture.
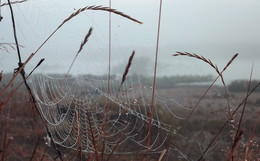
[0,0,260,82]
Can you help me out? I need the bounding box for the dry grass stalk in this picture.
[148,1,163,159]
[102,3,112,158]
[134,145,141,161]
[227,129,244,161]
[77,27,93,54]
[60,5,142,29]
[229,64,254,160]
[0,59,44,113]
[173,52,238,123]
[1,140,12,161]
[67,148,80,161]
[223,53,239,72]
[7,0,22,63]
[66,27,93,77]
[106,131,125,161]
[87,112,99,161]
[245,114,260,160]
[158,149,167,161]
[0,5,142,99]
[0,71,2,82]
[168,53,239,154]
[0,0,27,7]
[0,53,33,98]
[75,110,80,145]
[198,82,260,161]
[29,136,40,161]
[173,51,220,74]
[86,155,94,161]
[120,50,135,87]
[106,120,131,161]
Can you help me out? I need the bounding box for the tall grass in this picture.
[0,1,260,161]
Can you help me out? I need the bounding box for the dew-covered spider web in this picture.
[1,0,226,158]
[29,70,189,154]
[22,0,192,154]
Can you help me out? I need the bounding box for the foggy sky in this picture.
[0,0,260,81]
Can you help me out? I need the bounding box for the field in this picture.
[1,82,260,160]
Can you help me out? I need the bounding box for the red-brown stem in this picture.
[147,0,163,160]
[245,112,260,160]
[1,82,13,161]
[101,2,112,161]
[75,110,83,161]
[67,148,80,161]
[1,129,8,161]
[229,64,254,161]
[0,60,41,112]
[134,145,140,161]
[226,129,244,161]
[39,146,48,161]
[79,146,82,161]
[169,74,220,144]
[29,136,40,161]
[167,53,238,154]
[87,113,99,161]
[197,82,260,161]
[1,138,12,161]
[106,131,125,161]
[0,5,142,99]
[86,154,94,161]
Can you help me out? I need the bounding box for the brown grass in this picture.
[120,51,135,87]
[1,1,260,161]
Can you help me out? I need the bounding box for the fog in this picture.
[1,0,260,81]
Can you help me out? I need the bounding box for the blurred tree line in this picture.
[228,80,260,92]
[138,74,214,88]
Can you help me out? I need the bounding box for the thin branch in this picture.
[0,0,27,7]
[7,0,22,63]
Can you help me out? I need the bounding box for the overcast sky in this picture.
[0,0,260,81]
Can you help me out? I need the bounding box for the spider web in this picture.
[1,0,224,158]
[29,66,189,154]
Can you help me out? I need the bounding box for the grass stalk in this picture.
[228,64,254,161]
[87,112,99,161]
[29,136,40,161]
[169,53,238,140]
[148,0,163,160]
[102,2,112,160]
[66,27,93,77]
[197,82,260,161]
[0,5,142,99]
[120,51,135,87]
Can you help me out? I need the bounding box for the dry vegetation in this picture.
[1,1,260,161]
